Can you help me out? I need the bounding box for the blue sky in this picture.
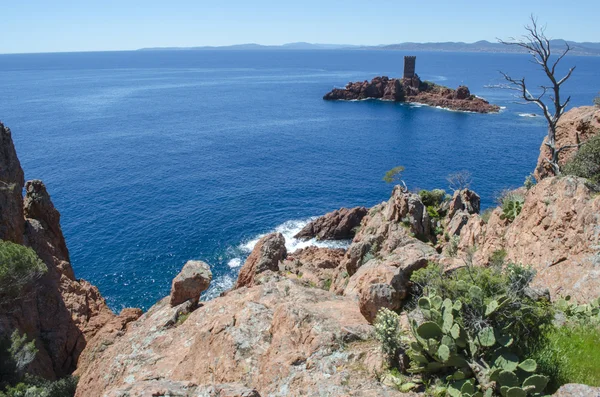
[2,1,599,54]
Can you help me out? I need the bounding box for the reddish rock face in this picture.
[0,123,117,379]
[457,176,600,301]
[323,76,499,113]
[535,106,600,180]
[294,206,368,241]
[0,122,25,244]
[74,279,401,397]
[455,85,471,100]
[170,260,212,306]
[281,246,345,291]
[235,233,287,289]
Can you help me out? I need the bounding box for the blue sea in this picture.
[1,50,599,310]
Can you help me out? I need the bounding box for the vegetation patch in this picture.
[563,134,600,184]
[0,241,47,300]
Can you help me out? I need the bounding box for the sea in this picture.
[1,50,599,310]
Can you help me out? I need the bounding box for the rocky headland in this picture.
[323,75,500,113]
[1,104,599,396]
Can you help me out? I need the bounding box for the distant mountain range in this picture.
[138,40,600,56]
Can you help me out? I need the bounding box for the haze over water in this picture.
[1,50,599,310]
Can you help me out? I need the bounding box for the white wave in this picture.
[202,274,235,301]
[518,113,538,118]
[227,258,242,268]
[240,218,351,254]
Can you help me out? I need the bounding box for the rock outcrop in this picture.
[0,122,116,379]
[0,122,25,244]
[445,189,481,237]
[170,260,212,306]
[281,246,345,290]
[235,233,287,289]
[535,106,600,180]
[294,206,368,241]
[75,278,403,397]
[324,187,440,321]
[458,176,600,301]
[324,76,500,113]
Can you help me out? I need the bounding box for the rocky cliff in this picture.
[5,102,600,396]
[324,76,500,113]
[0,122,124,379]
[535,106,600,180]
[75,166,600,395]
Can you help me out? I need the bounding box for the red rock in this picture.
[235,233,287,289]
[74,279,402,397]
[324,76,499,113]
[170,260,212,306]
[535,106,600,180]
[294,206,368,241]
[0,123,117,379]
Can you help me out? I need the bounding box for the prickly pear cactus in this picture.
[406,293,549,396]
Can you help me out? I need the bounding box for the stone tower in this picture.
[403,56,416,79]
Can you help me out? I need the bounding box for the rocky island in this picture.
[324,56,500,113]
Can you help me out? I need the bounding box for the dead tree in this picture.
[499,16,576,176]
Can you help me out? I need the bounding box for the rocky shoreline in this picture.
[324,75,500,113]
[1,105,599,396]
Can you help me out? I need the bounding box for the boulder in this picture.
[344,241,436,323]
[294,206,368,241]
[359,283,400,323]
[235,233,287,289]
[170,260,213,306]
[535,106,600,180]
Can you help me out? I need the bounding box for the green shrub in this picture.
[532,323,600,392]
[405,264,553,396]
[0,376,78,397]
[0,241,47,299]
[0,331,37,388]
[489,249,507,268]
[594,92,600,107]
[554,296,600,324]
[563,134,600,184]
[427,206,441,220]
[374,308,404,366]
[524,174,536,190]
[445,236,459,258]
[419,189,447,208]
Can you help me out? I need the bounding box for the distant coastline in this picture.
[137,40,600,56]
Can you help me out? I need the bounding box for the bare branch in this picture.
[498,16,577,176]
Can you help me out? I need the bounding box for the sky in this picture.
[2,0,599,54]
